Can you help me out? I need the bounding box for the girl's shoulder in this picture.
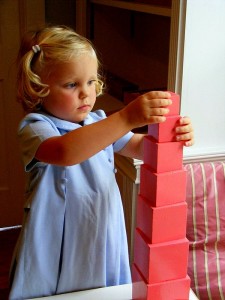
[19,112,81,132]
[18,109,107,132]
[19,112,57,128]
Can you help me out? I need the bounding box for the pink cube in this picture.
[132,263,190,300]
[133,229,189,284]
[140,164,187,207]
[136,195,187,243]
[167,91,180,116]
[148,115,181,143]
[144,136,183,173]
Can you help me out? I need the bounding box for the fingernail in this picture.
[185,141,192,146]
[179,118,184,124]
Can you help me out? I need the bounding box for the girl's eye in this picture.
[88,80,96,86]
[65,82,77,89]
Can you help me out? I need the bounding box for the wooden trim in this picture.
[167,0,187,94]
[18,0,27,39]
[76,0,87,36]
[115,154,143,184]
[184,153,225,164]
[0,225,22,231]
[90,0,171,17]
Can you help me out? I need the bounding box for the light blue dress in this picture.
[9,110,133,300]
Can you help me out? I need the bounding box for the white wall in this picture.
[180,0,225,160]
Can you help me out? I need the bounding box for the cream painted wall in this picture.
[180,0,225,160]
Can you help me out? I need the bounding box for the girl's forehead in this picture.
[70,52,98,64]
[44,55,98,80]
[56,53,98,69]
[66,55,98,70]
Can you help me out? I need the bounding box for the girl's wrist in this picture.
[116,108,134,131]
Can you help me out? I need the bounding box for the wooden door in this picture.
[0,0,45,227]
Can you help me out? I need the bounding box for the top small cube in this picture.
[167,91,180,116]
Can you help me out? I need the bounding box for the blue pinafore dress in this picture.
[9,110,133,300]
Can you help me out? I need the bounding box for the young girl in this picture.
[9,25,194,299]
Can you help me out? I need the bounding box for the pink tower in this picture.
[132,92,190,300]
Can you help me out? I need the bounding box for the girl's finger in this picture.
[176,124,193,134]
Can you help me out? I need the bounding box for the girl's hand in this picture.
[175,116,194,147]
[121,91,172,129]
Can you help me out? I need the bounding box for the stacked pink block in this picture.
[132,92,191,300]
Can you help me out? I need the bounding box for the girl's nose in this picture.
[79,86,88,99]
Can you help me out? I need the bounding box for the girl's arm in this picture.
[118,116,194,160]
[35,91,172,166]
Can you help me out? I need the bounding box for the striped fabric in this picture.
[185,162,225,300]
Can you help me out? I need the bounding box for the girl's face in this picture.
[42,54,98,123]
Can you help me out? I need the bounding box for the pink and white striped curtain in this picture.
[185,162,225,300]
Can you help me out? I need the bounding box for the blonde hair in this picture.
[17,25,104,112]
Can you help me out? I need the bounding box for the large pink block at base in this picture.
[148,115,181,143]
[136,195,187,244]
[140,164,187,207]
[144,136,183,173]
[133,229,189,284]
[132,263,190,300]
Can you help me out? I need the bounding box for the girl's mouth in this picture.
[78,105,90,111]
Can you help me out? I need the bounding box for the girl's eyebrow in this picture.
[65,73,97,80]
[89,74,98,79]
